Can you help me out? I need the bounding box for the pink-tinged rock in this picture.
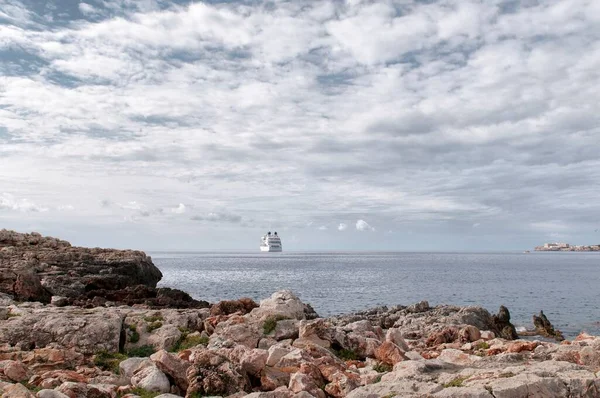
[324,371,361,398]
[2,383,35,398]
[297,320,332,348]
[459,326,481,343]
[267,345,292,367]
[55,381,113,398]
[150,349,191,392]
[1,360,31,382]
[507,340,538,353]
[426,328,458,347]
[261,367,291,390]
[288,372,326,398]
[186,349,250,396]
[575,332,595,341]
[480,331,495,340]
[240,349,268,377]
[579,346,600,367]
[438,348,482,366]
[275,349,312,368]
[385,328,409,351]
[36,370,88,386]
[374,342,406,366]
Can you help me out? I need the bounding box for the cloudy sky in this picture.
[1,0,599,251]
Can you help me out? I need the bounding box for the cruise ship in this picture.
[260,231,282,252]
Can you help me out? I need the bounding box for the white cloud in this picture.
[0,193,48,213]
[338,223,347,231]
[318,225,327,230]
[356,219,374,232]
[472,223,480,228]
[0,0,599,250]
[171,203,186,214]
[79,3,97,16]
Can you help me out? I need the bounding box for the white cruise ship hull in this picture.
[260,246,282,252]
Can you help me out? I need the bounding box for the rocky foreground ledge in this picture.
[0,230,598,398]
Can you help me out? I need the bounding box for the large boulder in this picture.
[0,230,162,303]
[250,291,319,320]
[0,307,123,354]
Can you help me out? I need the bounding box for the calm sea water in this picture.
[152,252,600,338]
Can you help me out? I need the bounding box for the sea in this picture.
[152,251,600,339]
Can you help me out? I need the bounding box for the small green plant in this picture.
[374,374,383,383]
[127,345,155,357]
[262,314,287,334]
[123,387,160,398]
[93,351,127,373]
[382,393,397,398]
[373,363,393,373]
[127,324,140,343]
[443,376,468,388]
[173,334,209,352]
[476,341,490,350]
[143,314,163,323]
[146,321,163,333]
[334,348,358,361]
[6,312,21,318]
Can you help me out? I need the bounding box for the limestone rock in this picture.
[0,308,123,354]
[119,358,153,379]
[251,291,318,320]
[2,383,36,398]
[36,390,70,398]
[150,349,190,392]
[131,365,171,393]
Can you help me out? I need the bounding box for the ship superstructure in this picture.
[260,231,282,252]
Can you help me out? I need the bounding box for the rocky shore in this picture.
[0,230,599,398]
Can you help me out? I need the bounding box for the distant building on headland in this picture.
[535,242,600,251]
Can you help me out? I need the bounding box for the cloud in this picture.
[171,203,186,214]
[0,0,599,250]
[472,223,480,228]
[191,212,242,223]
[338,223,347,231]
[0,193,48,212]
[356,219,375,232]
[78,3,97,16]
[318,225,327,230]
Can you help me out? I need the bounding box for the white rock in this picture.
[131,365,171,393]
[36,390,70,398]
[385,328,409,351]
[119,357,153,379]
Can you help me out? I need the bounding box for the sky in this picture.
[1,0,599,251]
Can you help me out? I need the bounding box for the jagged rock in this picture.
[0,230,162,303]
[261,367,290,390]
[119,358,152,379]
[374,342,406,366]
[2,383,36,397]
[66,285,209,309]
[210,298,259,316]
[491,306,518,340]
[288,371,326,398]
[0,360,31,382]
[186,349,250,396]
[55,381,112,398]
[150,349,190,392]
[533,310,564,341]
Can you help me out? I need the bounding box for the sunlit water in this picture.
[153,251,600,338]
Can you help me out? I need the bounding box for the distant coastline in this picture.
[535,242,600,251]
